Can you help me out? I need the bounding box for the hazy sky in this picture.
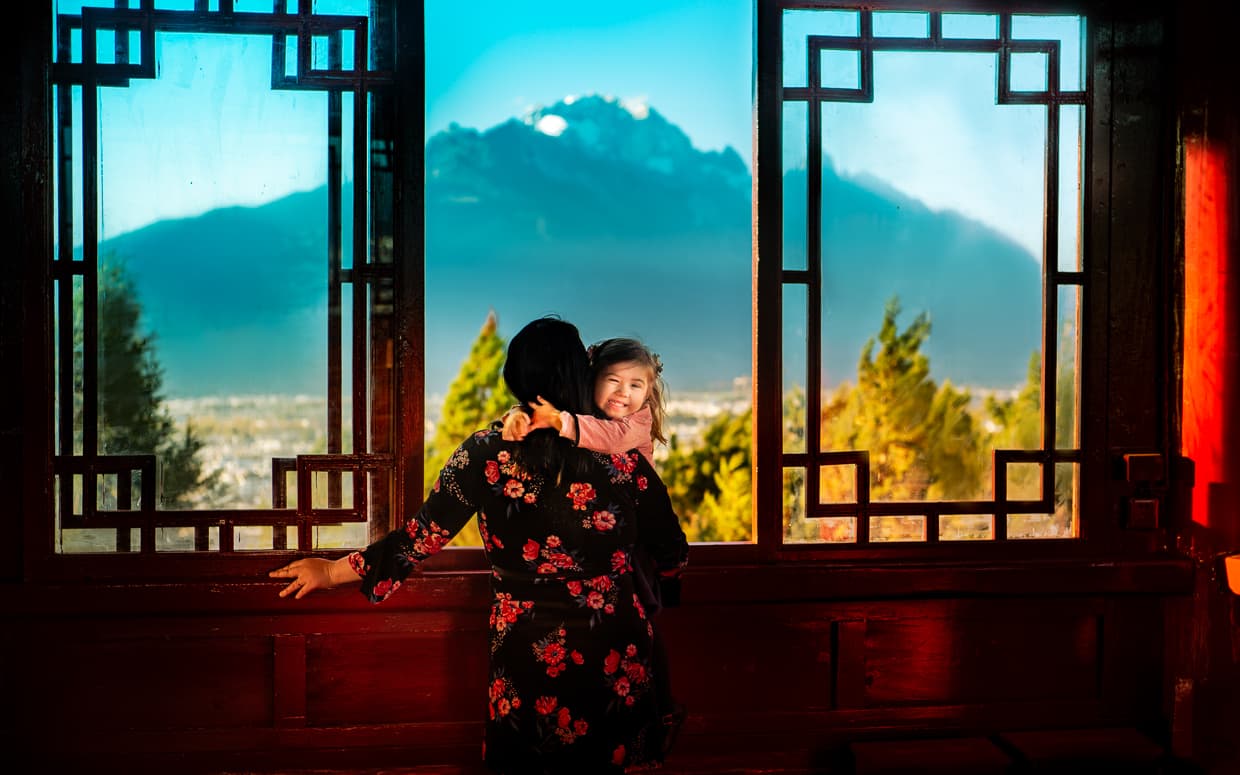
[57,0,1081,261]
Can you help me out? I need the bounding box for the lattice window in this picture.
[756,3,1086,547]
[50,0,402,554]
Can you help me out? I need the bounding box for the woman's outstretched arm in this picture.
[270,432,488,602]
[269,555,361,599]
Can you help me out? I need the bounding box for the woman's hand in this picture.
[528,396,563,432]
[269,557,346,599]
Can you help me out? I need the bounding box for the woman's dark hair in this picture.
[503,317,594,478]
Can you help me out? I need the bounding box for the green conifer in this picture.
[77,259,219,509]
[425,311,514,546]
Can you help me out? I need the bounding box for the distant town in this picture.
[165,383,754,511]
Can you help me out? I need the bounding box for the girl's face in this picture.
[593,361,652,419]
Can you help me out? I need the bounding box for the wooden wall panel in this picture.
[2,577,1181,770]
[661,604,835,715]
[19,636,272,731]
[862,610,1099,707]
[306,617,489,726]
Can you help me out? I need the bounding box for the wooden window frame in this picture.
[754,0,1108,562]
[16,0,1176,585]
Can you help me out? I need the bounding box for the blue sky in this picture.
[424,0,752,158]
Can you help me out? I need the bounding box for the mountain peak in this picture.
[522,94,695,172]
[430,94,746,188]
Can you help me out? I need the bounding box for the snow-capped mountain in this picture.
[99,93,1040,399]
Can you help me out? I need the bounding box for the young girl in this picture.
[504,337,667,463]
[503,337,684,753]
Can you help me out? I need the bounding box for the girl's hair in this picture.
[588,338,668,446]
[503,317,595,478]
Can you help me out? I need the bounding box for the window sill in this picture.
[7,551,1193,616]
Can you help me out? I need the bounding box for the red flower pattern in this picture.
[535,696,558,715]
[590,509,617,531]
[567,482,596,510]
[353,430,687,769]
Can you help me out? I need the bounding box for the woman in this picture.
[270,317,689,774]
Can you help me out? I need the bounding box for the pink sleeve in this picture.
[570,406,653,456]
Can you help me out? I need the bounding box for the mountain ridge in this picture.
[98,93,1041,398]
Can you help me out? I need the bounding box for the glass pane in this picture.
[91,30,332,512]
[1006,461,1042,501]
[784,9,861,88]
[1009,513,1062,539]
[942,14,998,40]
[1010,52,1049,92]
[426,2,755,545]
[869,515,925,542]
[1012,15,1085,92]
[51,2,392,553]
[235,526,273,550]
[1058,105,1084,272]
[873,12,929,38]
[819,463,855,504]
[820,49,861,90]
[784,284,807,454]
[818,50,1053,504]
[316,522,369,549]
[939,514,993,540]
[784,100,808,271]
[1054,461,1078,537]
[1056,285,1081,449]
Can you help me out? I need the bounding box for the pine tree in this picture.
[77,259,219,508]
[661,407,752,542]
[693,450,752,542]
[826,297,937,502]
[985,352,1042,500]
[425,310,514,546]
[820,297,987,540]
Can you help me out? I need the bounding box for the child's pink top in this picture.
[560,405,654,463]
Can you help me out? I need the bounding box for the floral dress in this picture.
[347,429,689,775]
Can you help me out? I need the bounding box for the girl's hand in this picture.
[269,558,337,599]
[502,409,532,441]
[528,396,563,432]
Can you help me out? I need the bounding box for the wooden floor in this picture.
[204,728,1190,775]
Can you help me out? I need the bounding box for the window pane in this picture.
[1012,15,1085,92]
[939,514,993,541]
[93,32,329,508]
[1058,105,1085,272]
[942,14,998,40]
[783,9,860,88]
[425,1,754,544]
[784,100,808,271]
[784,284,808,454]
[817,52,1046,504]
[774,10,1089,544]
[51,2,394,553]
[873,12,929,39]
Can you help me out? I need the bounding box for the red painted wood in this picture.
[306,624,488,726]
[274,635,307,728]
